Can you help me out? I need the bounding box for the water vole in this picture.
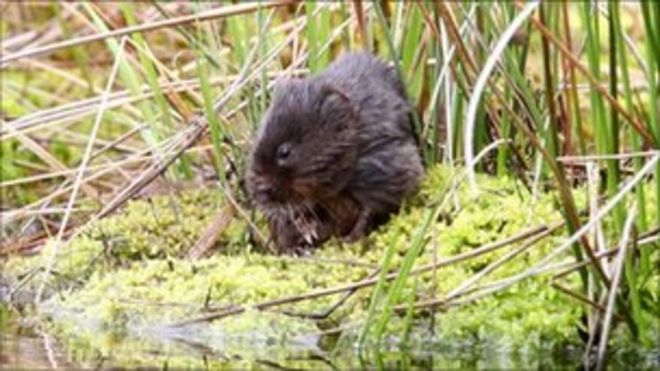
[246,52,423,253]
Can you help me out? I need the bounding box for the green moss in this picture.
[3,165,656,367]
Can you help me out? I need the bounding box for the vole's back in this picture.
[320,52,407,98]
[316,53,415,151]
[315,52,423,219]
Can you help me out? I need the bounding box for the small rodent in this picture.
[246,52,424,253]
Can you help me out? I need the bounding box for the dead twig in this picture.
[187,205,235,260]
[35,37,128,304]
[595,203,637,371]
[281,269,380,320]
[558,150,659,163]
[550,283,623,322]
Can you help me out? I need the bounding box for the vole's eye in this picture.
[276,142,292,167]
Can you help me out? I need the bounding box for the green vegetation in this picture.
[1,2,658,369]
[2,166,658,367]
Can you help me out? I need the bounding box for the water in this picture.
[0,315,579,369]
[2,309,657,369]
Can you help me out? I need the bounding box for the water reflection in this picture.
[1,314,657,369]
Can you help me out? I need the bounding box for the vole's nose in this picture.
[263,186,276,199]
[259,184,282,203]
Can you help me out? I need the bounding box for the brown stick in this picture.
[551,283,624,322]
[95,117,208,220]
[352,1,367,50]
[187,205,236,260]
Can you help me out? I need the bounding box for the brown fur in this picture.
[246,52,423,253]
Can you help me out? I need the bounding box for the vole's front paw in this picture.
[289,245,313,256]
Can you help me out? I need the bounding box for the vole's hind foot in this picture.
[342,207,372,243]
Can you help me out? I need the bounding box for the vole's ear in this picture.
[317,84,356,130]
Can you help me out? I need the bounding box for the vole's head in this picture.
[246,79,358,208]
